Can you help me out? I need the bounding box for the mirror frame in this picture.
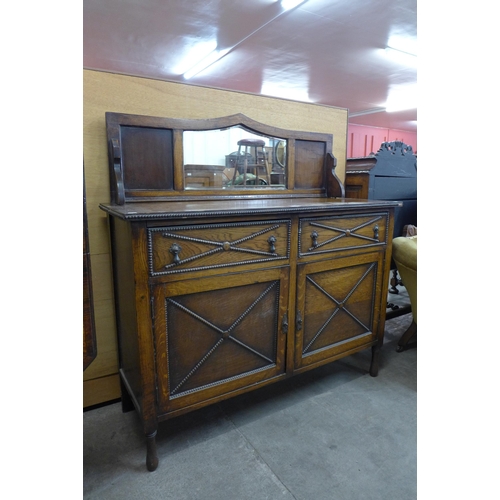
[105,112,343,204]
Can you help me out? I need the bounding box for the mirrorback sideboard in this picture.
[100,112,400,471]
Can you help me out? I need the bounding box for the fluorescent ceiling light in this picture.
[174,40,217,75]
[183,47,230,80]
[386,46,417,58]
[384,84,417,112]
[281,0,307,11]
[384,47,417,67]
[384,35,417,67]
[387,35,417,57]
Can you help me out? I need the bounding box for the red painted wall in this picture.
[347,124,417,158]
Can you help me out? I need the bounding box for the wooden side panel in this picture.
[294,140,326,189]
[344,172,369,199]
[121,126,174,191]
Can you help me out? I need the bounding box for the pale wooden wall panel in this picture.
[83,297,118,381]
[83,375,121,408]
[83,69,348,407]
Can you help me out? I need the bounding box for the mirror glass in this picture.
[183,126,286,189]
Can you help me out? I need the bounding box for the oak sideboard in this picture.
[100,112,399,471]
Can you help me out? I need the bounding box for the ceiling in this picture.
[83,0,417,132]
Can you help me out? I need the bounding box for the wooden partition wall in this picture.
[83,69,348,407]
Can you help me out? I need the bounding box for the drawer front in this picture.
[149,220,290,276]
[299,212,388,258]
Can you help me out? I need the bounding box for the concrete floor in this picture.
[83,289,416,500]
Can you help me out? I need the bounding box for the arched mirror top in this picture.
[105,112,340,204]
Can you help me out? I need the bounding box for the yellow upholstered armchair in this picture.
[391,235,417,352]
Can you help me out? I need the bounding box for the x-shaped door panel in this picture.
[153,268,287,411]
[296,253,381,367]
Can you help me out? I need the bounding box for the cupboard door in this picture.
[295,252,384,370]
[153,267,289,413]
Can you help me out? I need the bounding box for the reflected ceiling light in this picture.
[281,0,307,11]
[387,35,417,56]
[183,47,230,80]
[261,78,311,102]
[183,1,308,79]
[175,39,217,75]
[384,84,417,112]
[384,36,417,66]
[384,46,417,67]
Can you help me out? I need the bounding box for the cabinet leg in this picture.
[146,431,159,472]
[369,345,380,377]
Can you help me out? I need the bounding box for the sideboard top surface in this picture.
[100,197,401,221]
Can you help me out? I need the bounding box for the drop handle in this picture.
[268,235,277,253]
[296,310,303,331]
[169,243,182,264]
[309,231,319,251]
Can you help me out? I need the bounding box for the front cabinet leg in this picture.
[369,345,380,377]
[146,431,159,471]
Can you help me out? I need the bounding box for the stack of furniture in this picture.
[345,141,417,310]
[345,141,417,241]
[100,112,400,471]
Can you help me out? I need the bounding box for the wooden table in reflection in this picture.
[184,164,225,188]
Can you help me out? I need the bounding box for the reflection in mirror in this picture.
[183,126,286,189]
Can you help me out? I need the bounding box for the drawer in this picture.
[299,212,388,258]
[148,220,291,276]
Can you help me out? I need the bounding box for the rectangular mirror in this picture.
[183,126,286,189]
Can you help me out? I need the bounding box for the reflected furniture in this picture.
[184,164,225,188]
[392,236,417,352]
[231,138,271,186]
[100,112,400,471]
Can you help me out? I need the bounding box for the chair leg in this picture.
[396,320,417,352]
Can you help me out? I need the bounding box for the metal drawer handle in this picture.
[169,243,182,264]
[268,235,277,253]
[311,231,319,248]
[373,224,379,241]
